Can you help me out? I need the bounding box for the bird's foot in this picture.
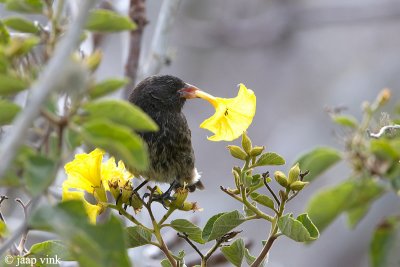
[144,191,176,209]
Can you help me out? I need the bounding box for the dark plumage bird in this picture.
[129,75,204,197]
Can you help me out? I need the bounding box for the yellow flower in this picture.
[63,148,107,202]
[196,83,256,141]
[101,157,133,189]
[62,190,103,224]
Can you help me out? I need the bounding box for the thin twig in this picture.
[263,172,280,206]
[137,0,182,81]
[0,0,96,181]
[15,199,31,254]
[177,233,204,258]
[0,196,8,222]
[0,197,40,257]
[123,0,148,99]
[368,125,400,138]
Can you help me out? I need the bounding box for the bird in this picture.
[128,75,204,201]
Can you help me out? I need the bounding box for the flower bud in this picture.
[171,187,189,208]
[120,180,133,204]
[84,50,102,71]
[274,171,288,188]
[227,145,248,160]
[290,181,309,191]
[179,201,203,212]
[108,180,120,202]
[250,146,265,157]
[377,88,391,107]
[232,169,240,188]
[288,163,300,185]
[93,184,107,203]
[130,193,143,213]
[241,132,252,154]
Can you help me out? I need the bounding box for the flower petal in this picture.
[199,83,256,141]
[62,190,102,224]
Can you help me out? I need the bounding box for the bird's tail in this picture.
[187,180,205,192]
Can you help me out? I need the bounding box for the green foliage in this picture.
[250,192,275,210]
[89,78,129,99]
[82,99,158,132]
[23,155,56,196]
[81,119,148,171]
[278,213,319,242]
[28,240,73,263]
[125,226,153,248]
[370,216,400,267]
[203,211,245,242]
[171,219,204,244]
[5,0,43,14]
[0,99,21,125]
[0,74,28,95]
[3,17,39,34]
[331,114,358,128]
[220,238,245,267]
[85,9,137,32]
[253,152,285,167]
[295,147,342,182]
[30,201,131,267]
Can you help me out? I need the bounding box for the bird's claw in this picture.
[145,192,176,210]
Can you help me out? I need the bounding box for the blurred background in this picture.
[94,1,400,266]
[3,0,400,266]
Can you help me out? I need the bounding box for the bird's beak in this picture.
[179,83,201,99]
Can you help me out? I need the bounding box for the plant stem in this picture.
[105,203,152,232]
[158,207,176,225]
[251,189,288,266]
[220,186,273,222]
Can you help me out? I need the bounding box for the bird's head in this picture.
[129,75,200,112]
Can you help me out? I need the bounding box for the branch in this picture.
[0,0,96,180]
[177,232,204,258]
[123,0,148,99]
[0,197,40,257]
[137,0,182,81]
[15,199,31,254]
[250,234,278,267]
[368,125,400,138]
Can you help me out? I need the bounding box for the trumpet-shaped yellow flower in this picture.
[63,148,107,202]
[62,149,136,222]
[196,83,256,141]
[62,190,103,224]
[101,157,133,190]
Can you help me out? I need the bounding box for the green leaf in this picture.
[23,155,56,196]
[29,240,73,261]
[220,238,245,267]
[86,9,137,32]
[206,210,245,241]
[370,216,400,267]
[82,99,158,132]
[295,147,342,182]
[5,0,43,13]
[30,201,131,267]
[202,213,226,241]
[346,204,371,229]
[0,99,20,125]
[370,139,400,161]
[244,247,263,266]
[6,36,40,57]
[0,220,8,238]
[307,180,384,232]
[126,226,152,248]
[0,74,28,95]
[3,17,39,33]
[332,114,358,128]
[250,192,275,210]
[307,180,356,232]
[0,22,10,44]
[89,78,129,98]
[253,152,285,167]
[81,119,148,171]
[171,219,204,244]
[278,213,319,242]
[161,259,173,267]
